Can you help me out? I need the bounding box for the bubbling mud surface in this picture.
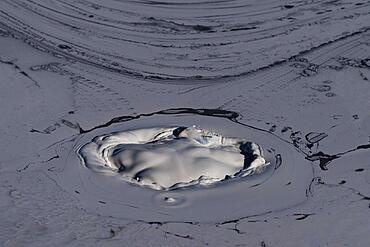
[78,126,267,190]
[59,111,312,222]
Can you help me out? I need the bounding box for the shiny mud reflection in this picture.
[78,126,268,190]
[61,108,312,222]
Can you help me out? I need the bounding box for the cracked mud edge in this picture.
[27,107,368,224]
[0,57,40,87]
[78,107,299,152]
[77,107,369,171]
[306,144,370,170]
[27,108,369,242]
[31,108,368,227]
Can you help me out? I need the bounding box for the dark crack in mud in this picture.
[74,107,370,174]
[1,0,370,84]
[307,144,370,170]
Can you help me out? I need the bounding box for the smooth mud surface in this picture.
[0,0,369,246]
[64,113,304,222]
[78,126,267,190]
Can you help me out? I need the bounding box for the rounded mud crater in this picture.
[60,111,312,222]
[78,126,268,190]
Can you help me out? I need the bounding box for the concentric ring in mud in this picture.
[59,109,312,222]
[2,0,367,83]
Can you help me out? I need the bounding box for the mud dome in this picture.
[59,114,311,222]
[78,126,267,190]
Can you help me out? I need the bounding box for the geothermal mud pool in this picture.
[0,0,370,246]
[60,110,310,222]
[79,126,268,190]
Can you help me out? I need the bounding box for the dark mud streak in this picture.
[305,132,328,144]
[362,196,370,201]
[163,231,193,240]
[80,107,370,171]
[316,178,370,201]
[79,108,239,134]
[306,177,320,197]
[72,107,369,224]
[356,144,370,150]
[293,213,313,221]
[306,143,370,170]
[233,120,309,156]
[30,128,50,134]
[78,107,310,161]
[0,18,369,83]
[142,17,214,33]
[305,152,339,170]
[16,162,33,172]
[42,155,60,163]
[0,57,40,87]
[146,190,312,225]
[61,119,82,130]
[1,2,368,232]
[274,154,282,169]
